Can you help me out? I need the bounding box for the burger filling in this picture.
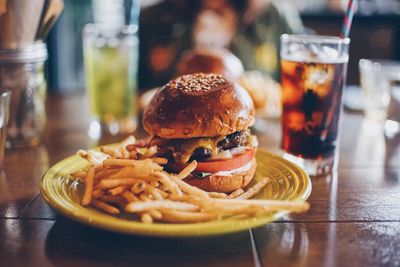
[149,129,258,164]
[210,160,254,177]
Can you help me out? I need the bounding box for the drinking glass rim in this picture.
[359,59,400,80]
[281,34,350,45]
[359,58,400,68]
[83,23,138,35]
[0,91,11,99]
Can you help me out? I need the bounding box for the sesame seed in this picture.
[166,73,227,93]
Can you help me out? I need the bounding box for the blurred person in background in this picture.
[138,0,304,90]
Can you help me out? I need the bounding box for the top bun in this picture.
[176,48,244,80]
[143,73,255,139]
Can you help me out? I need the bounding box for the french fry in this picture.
[154,188,168,198]
[236,178,270,199]
[176,160,197,180]
[95,165,105,172]
[121,191,139,202]
[146,186,164,200]
[181,195,308,216]
[149,180,160,187]
[71,170,87,181]
[125,200,198,213]
[100,146,117,157]
[120,149,130,159]
[78,150,109,166]
[82,166,95,206]
[129,150,139,159]
[95,168,120,180]
[168,195,209,209]
[171,194,301,214]
[125,144,137,152]
[155,172,183,196]
[97,178,143,190]
[108,185,130,196]
[136,195,162,221]
[77,150,88,158]
[148,209,162,219]
[131,181,147,194]
[159,210,218,223]
[228,188,244,199]
[208,192,228,199]
[140,212,153,223]
[135,147,147,156]
[150,157,168,165]
[142,146,158,158]
[108,166,157,180]
[100,195,126,205]
[203,202,264,216]
[91,199,120,214]
[75,136,310,224]
[103,158,140,167]
[92,189,105,198]
[210,198,310,213]
[103,158,163,172]
[168,175,209,199]
[139,192,153,201]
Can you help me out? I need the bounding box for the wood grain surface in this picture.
[0,94,399,267]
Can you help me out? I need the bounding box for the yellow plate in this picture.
[40,148,311,237]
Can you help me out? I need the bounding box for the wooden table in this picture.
[1,94,400,267]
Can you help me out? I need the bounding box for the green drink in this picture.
[83,24,138,136]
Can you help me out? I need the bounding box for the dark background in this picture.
[46,0,400,93]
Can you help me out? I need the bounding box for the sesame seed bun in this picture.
[142,73,255,139]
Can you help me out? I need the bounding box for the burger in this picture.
[176,48,244,80]
[139,48,246,112]
[142,73,258,193]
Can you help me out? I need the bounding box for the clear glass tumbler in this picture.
[359,59,400,122]
[83,24,138,138]
[0,42,48,148]
[280,35,350,176]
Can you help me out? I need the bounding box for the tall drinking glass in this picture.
[83,24,138,137]
[280,35,350,176]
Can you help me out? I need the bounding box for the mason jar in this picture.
[0,42,48,147]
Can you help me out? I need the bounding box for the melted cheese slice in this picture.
[173,134,258,164]
[178,136,225,163]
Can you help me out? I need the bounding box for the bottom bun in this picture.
[184,159,256,193]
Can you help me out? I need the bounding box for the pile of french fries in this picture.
[71,136,309,224]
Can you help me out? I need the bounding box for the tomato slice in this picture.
[167,149,256,173]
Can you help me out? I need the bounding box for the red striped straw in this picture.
[340,0,356,38]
